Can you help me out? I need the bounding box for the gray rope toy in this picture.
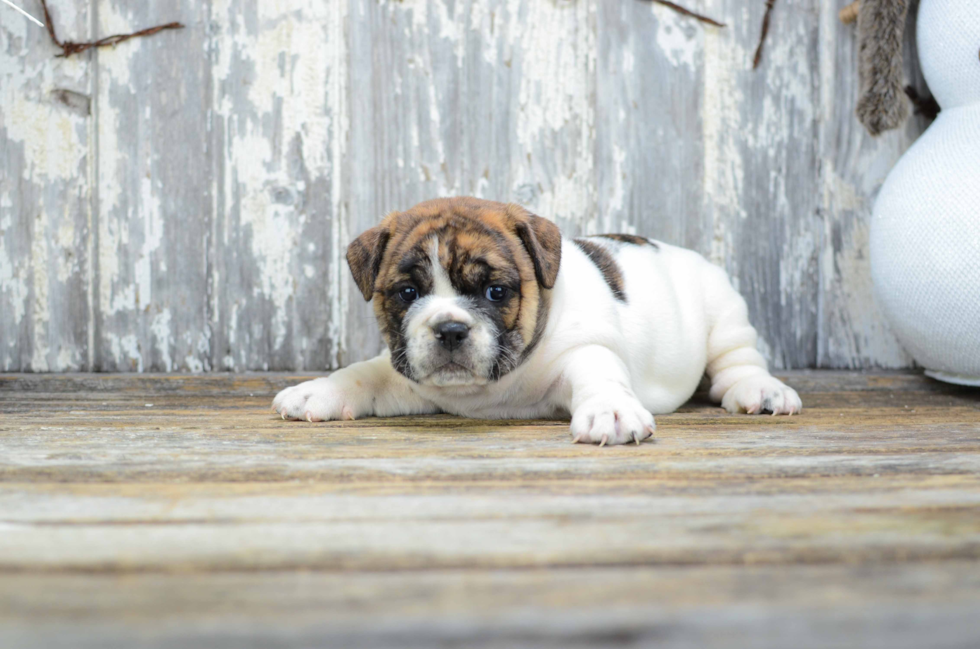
[843,0,912,136]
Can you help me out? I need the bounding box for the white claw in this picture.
[306,412,313,423]
[599,434,608,447]
[281,411,286,420]
[572,435,583,444]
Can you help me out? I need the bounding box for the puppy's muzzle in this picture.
[433,321,470,352]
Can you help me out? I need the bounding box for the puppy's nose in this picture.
[433,321,470,352]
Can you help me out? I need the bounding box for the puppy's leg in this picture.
[701,265,802,415]
[559,345,656,446]
[273,351,438,422]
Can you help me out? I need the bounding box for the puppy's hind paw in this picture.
[721,375,802,416]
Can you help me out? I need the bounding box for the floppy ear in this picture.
[346,224,391,301]
[512,209,562,289]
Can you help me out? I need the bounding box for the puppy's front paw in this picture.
[272,377,358,422]
[721,375,802,415]
[570,393,655,446]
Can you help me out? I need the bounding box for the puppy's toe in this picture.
[272,378,352,422]
[571,394,655,446]
[722,375,803,416]
[272,385,309,420]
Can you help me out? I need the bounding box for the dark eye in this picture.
[398,286,419,302]
[485,286,508,302]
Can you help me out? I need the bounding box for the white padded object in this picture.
[917,0,980,110]
[870,0,980,382]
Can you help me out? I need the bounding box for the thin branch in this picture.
[752,0,777,69]
[39,0,60,46]
[39,0,183,59]
[640,0,726,28]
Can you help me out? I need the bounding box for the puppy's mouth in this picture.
[419,360,488,387]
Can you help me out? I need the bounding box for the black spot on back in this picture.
[573,239,627,302]
[594,233,659,249]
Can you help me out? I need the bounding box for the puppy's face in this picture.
[347,198,562,388]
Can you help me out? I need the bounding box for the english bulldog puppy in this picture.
[273,197,802,445]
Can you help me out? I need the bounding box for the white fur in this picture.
[403,238,497,387]
[273,239,802,443]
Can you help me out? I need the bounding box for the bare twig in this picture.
[752,0,777,69]
[640,0,726,28]
[39,0,183,58]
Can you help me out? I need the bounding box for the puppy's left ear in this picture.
[346,224,391,301]
[510,207,562,289]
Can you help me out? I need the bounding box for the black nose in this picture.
[434,321,470,352]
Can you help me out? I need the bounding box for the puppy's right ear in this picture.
[347,224,391,301]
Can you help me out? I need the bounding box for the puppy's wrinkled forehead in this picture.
[347,197,561,303]
[388,210,524,296]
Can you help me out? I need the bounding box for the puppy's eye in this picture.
[398,286,419,302]
[485,285,508,302]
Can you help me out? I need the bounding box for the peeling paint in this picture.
[29,210,50,371]
[702,16,745,269]
[511,0,595,227]
[1,3,90,371]
[650,3,699,69]
[1,0,929,372]
[328,0,350,368]
[0,223,29,328]
[822,218,913,368]
[212,0,341,369]
[151,309,173,372]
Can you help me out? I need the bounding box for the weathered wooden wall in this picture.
[1,0,929,372]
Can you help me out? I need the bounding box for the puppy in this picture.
[273,197,801,445]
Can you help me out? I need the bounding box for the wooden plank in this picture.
[94,0,211,371]
[2,563,980,648]
[1,368,969,395]
[1,372,978,644]
[595,0,706,246]
[0,0,933,372]
[1,372,979,572]
[815,0,925,368]
[209,0,346,371]
[1,482,979,570]
[343,0,597,365]
[0,2,92,371]
[1,0,934,374]
[699,0,820,369]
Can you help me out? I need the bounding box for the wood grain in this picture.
[1,371,979,646]
[93,0,211,372]
[210,0,345,372]
[3,563,980,648]
[0,1,92,371]
[0,0,934,372]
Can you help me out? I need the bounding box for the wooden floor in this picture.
[1,371,979,648]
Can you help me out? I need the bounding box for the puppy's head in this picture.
[347,197,561,388]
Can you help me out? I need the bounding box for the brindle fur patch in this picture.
[573,239,628,303]
[594,233,659,249]
[347,197,561,382]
